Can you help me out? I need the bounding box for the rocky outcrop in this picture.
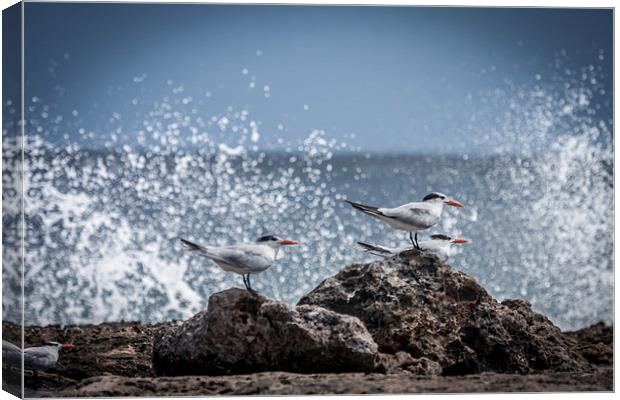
[3,249,613,396]
[298,249,591,375]
[152,288,381,376]
[60,368,613,397]
[2,318,612,397]
[564,322,613,366]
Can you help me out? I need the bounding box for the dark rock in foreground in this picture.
[1,320,173,382]
[2,249,613,396]
[153,288,382,376]
[2,320,612,397]
[298,249,591,375]
[59,368,612,397]
[564,322,613,366]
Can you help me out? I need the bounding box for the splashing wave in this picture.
[2,60,612,330]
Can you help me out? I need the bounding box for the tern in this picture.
[357,234,470,262]
[2,340,74,372]
[181,235,300,295]
[2,340,21,367]
[345,192,464,249]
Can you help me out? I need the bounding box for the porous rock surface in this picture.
[59,368,612,397]
[152,288,382,375]
[3,249,613,396]
[564,322,613,366]
[298,249,591,375]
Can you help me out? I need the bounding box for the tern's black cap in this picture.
[430,234,452,241]
[257,235,279,242]
[423,192,446,201]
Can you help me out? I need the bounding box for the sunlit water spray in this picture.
[2,59,612,330]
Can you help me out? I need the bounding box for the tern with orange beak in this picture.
[181,235,300,295]
[358,234,470,262]
[346,192,464,249]
[3,340,75,372]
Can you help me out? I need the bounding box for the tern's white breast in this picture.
[418,241,451,262]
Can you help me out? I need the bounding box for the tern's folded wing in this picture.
[382,204,438,228]
[24,347,57,369]
[207,245,273,271]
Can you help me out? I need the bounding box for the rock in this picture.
[378,352,443,375]
[298,249,591,375]
[2,300,612,396]
[1,320,173,382]
[59,368,613,397]
[152,288,381,376]
[564,322,613,366]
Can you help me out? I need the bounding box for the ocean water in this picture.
[2,66,613,331]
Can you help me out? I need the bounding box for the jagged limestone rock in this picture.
[298,249,590,375]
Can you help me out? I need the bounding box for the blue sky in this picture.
[14,4,614,153]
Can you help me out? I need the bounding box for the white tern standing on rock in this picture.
[357,234,470,262]
[345,192,464,249]
[181,235,301,295]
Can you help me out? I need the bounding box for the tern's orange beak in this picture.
[61,343,75,350]
[279,239,301,246]
[445,199,464,208]
[451,238,470,244]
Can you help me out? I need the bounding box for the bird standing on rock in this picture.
[345,192,464,249]
[181,235,300,295]
[2,340,74,372]
[357,234,470,262]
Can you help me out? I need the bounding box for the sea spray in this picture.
[2,60,612,330]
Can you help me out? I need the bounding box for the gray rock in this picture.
[153,288,381,376]
[59,368,613,397]
[298,249,590,375]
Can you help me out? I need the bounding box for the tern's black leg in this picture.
[410,232,420,250]
[242,274,249,291]
[246,274,258,296]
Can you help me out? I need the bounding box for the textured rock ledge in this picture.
[153,288,381,375]
[2,249,613,396]
[299,249,594,375]
[55,368,613,397]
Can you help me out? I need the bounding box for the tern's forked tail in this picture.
[357,241,391,254]
[180,238,208,254]
[345,200,384,217]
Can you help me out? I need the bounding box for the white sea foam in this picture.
[1,58,612,330]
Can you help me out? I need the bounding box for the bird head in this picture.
[430,234,470,246]
[256,235,301,248]
[422,192,464,208]
[43,341,74,350]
